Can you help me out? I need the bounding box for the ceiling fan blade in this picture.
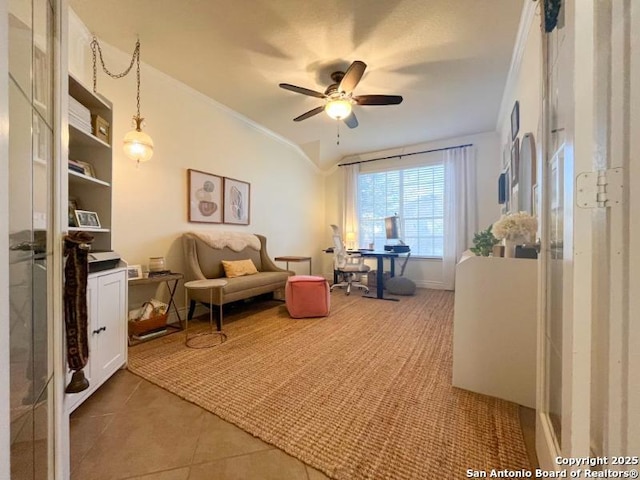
[338,61,367,94]
[293,106,325,122]
[343,112,358,129]
[279,83,326,99]
[354,94,403,105]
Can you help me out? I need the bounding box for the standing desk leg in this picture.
[363,256,399,302]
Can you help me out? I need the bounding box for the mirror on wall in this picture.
[518,133,536,214]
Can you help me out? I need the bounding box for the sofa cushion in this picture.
[194,237,262,278]
[223,271,291,294]
[222,259,258,278]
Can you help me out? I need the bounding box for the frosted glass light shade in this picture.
[325,99,352,120]
[123,128,154,163]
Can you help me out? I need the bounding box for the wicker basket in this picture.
[128,301,168,336]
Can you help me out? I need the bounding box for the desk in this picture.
[274,256,312,275]
[128,272,183,344]
[359,251,401,301]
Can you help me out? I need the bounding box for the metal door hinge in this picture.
[576,167,623,208]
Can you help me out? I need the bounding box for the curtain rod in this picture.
[338,143,473,167]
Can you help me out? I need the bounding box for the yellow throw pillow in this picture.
[221,259,258,278]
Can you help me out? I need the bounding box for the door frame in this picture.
[1,0,11,476]
[537,0,638,465]
[629,0,640,455]
[54,0,68,478]
[536,0,597,467]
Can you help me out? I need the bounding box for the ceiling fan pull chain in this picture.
[336,122,340,145]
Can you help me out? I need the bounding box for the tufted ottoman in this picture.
[285,275,330,318]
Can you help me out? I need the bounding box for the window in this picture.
[358,163,444,257]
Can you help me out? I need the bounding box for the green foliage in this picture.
[470,225,499,257]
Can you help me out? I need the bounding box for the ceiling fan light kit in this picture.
[279,60,403,129]
[325,97,352,120]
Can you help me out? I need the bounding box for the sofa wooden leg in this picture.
[188,300,196,320]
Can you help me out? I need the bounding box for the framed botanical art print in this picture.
[223,177,250,225]
[188,169,223,223]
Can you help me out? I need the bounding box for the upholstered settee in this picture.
[182,232,292,320]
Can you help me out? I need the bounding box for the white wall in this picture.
[496,4,542,212]
[68,11,326,310]
[324,131,501,289]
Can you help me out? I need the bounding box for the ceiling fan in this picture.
[279,60,403,129]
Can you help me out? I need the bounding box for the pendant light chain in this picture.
[90,36,142,118]
[89,35,154,164]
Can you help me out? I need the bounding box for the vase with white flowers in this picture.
[492,212,538,258]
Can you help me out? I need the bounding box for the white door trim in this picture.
[625,0,639,455]
[0,0,11,477]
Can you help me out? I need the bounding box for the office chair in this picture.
[329,225,370,295]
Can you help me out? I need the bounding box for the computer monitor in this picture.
[385,215,400,240]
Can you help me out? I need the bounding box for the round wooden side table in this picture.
[184,279,228,348]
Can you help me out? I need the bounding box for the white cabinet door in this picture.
[65,268,126,413]
[64,275,98,413]
[93,270,126,379]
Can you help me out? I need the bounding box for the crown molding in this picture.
[496,0,540,133]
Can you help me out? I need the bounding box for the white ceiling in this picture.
[69,0,523,169]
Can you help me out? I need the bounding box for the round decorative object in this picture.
[148,257,166,272]
[385,276,416,296]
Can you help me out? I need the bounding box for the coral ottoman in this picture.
[285,275,330,318]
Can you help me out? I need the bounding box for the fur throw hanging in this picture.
[188,231,261,252]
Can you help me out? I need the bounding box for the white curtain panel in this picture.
[343,163,360,239]
[443,146,478,290]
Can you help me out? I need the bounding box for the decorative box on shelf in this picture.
[92,114,110,144]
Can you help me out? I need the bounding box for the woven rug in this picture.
[128,289,531,479]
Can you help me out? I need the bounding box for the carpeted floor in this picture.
[128,289,531,480]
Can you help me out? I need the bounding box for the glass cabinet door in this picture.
[8,0,56,478]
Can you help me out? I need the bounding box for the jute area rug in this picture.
[128,289,530,479]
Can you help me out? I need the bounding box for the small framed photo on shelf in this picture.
[68,198,79,227]
[127,264,143,280]
[188,169,223,223]
[75,210,101,229]
[223,177,250,225]
[511,100,520,140]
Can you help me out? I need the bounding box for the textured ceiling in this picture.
[69,0,523,169]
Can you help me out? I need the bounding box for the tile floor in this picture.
[70,370,538,480]
[70,369,329,480]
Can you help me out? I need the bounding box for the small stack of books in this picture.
[69,159,87,175]
[68,159,85,174]
[68,95,91,134]
[148,270,172,278]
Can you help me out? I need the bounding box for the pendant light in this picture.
[91,36,154,164]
